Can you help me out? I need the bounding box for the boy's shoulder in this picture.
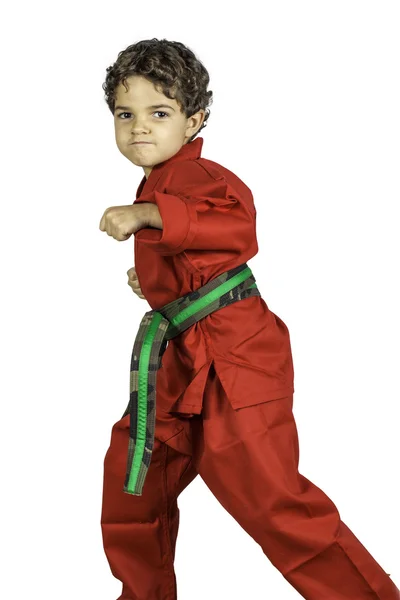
[163,156,254,203]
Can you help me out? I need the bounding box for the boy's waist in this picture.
[155,263,261,341]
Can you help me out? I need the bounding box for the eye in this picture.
[117,111,169,119]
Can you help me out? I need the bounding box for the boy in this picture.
[99,38,399,599]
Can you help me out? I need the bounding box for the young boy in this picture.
[99,38,399,600]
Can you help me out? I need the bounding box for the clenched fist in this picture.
[127,267,146,299]
[99,204,150,241]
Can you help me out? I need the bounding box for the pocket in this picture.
[213,356,294,411]
[231,396,293,440]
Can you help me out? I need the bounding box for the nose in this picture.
[130,116,149,134]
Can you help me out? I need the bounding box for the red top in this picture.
[133,136,294,414]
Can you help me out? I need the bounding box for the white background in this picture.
[1,1,399,598]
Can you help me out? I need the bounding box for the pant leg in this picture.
[196,365,399,599]
[100,408,198,600]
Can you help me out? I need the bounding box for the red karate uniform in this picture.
[101,137,399,600]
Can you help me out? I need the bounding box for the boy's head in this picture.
[103,38,213,179]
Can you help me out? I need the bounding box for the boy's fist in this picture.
[99,204,150,241]
[127,267,145,299]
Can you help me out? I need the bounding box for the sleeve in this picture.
[133,176,255,257]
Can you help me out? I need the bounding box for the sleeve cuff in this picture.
[134,191,198,255]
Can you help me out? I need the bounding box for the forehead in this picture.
[115,75,179,108]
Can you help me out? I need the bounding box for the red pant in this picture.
[101,364,399,599]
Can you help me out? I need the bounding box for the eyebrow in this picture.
[115,104,175,112]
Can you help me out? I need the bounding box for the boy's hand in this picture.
[99,204,150,241]
[127,267,146,300]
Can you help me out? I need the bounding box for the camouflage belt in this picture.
[120,263,261,496]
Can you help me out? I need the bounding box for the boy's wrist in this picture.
[142,202,163,230]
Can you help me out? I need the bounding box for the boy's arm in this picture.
[133,177,255,258]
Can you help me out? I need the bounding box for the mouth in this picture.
[131,142,152,145]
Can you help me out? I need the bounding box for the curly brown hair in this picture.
[102,38,213,142]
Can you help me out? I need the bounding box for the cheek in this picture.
[114,132,129,153]
[115,140,126,156]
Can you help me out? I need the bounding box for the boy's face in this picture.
[114,75,205,179]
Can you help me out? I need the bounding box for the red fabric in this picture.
[132,136,294,413]
[101,365,399,599]
[101,138,398,598]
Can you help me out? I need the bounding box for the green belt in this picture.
[120,263,261,496]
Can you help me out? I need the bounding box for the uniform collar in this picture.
[135,136,204,198]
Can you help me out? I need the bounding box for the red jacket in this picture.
[133,136,294,414]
